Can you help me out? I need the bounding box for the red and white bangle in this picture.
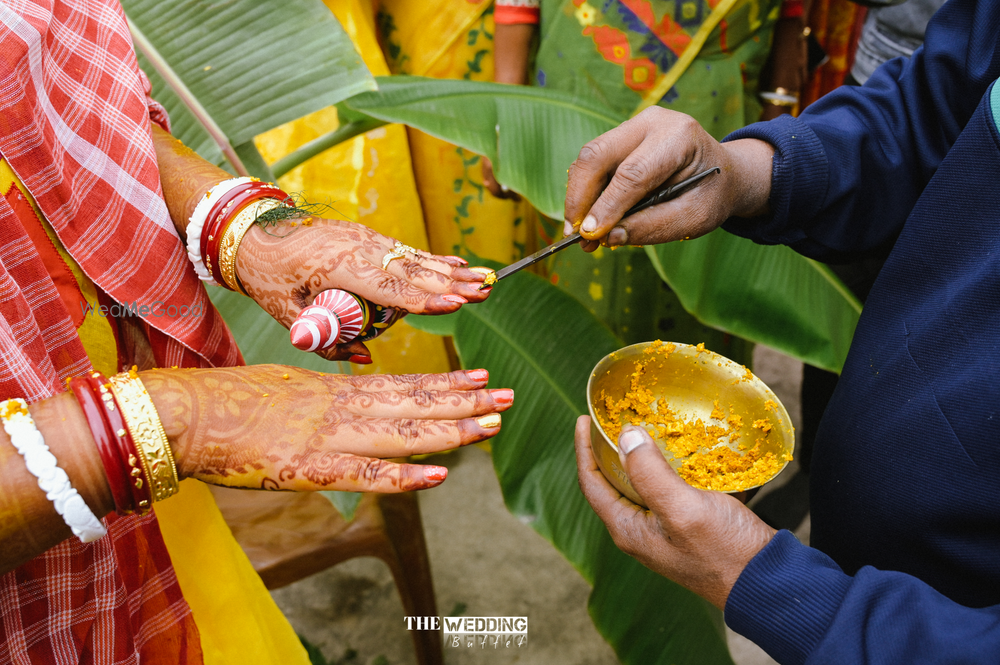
[186,178,291,293]
[1,398,108,542]
[495,0,540,24]
[186,177,254,286]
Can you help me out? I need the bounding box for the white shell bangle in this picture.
[185,177,255,286]
[1,398,107,543]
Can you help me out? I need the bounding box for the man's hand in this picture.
[564,107,775,252]
[575,417,776,610]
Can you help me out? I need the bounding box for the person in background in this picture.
[569,0,1000,660]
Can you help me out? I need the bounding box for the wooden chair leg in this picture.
[375,493,443,665]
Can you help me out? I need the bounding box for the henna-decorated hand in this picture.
[143,366,511,493]
[151,127,490,363]
[235,219,491,363]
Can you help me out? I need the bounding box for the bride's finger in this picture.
[332,388,514,419]
[312,413,502,457]
[273,453,450,492]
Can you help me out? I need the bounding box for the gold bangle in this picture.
[217,198,285,295]
[107,372,179,503]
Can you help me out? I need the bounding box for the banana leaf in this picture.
[342,76,860,372]
[408,265,734,665]
[122,0,375,176]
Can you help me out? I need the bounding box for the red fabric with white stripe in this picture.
[495,0,540,25]
[0,0,245,661]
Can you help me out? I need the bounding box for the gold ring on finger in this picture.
[381,249,407,270]
[393,241,419,255]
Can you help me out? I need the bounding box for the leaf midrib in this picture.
[464,307,593,416]
[359,79,623,127]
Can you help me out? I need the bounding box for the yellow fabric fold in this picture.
[155,482,310,665]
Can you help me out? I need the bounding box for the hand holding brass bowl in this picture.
[586,341,794,505]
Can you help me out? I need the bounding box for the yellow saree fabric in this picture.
[0,159,308,665]
[376,0,538,263]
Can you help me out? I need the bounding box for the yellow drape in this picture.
[376,0,536,264]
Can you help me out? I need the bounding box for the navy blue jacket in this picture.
[720,1,1000,662]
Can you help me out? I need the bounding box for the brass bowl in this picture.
[586,341,794,505]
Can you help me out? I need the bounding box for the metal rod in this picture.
[494,166,720,282]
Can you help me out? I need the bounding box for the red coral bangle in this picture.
[87,373,153,514]
[780,0,804,19]
[70,374,134,515]
[495,6,540,24]
[201,181,290,289]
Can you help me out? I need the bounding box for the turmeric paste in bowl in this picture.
[586,341,794,503]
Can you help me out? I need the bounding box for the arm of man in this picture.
[577,419,1000,665]
[566,0,1000,260]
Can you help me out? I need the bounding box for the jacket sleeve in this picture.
[720,0,1000,262]
[725,531,1000,665]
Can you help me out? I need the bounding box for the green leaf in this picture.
[429,261,734,665]
[343,77,620,219]
[123,0,376,167]
[645,236,862,373]
[343,76,859,371]
[318,491,363,523]
[406,312,460,337]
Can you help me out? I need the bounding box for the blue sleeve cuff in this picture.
[721,115,830,246]
[724,530,853,665]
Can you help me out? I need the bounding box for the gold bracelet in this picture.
[217,198,285,295]
[107,372,179,503]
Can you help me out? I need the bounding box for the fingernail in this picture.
[608,227,628,246]
[442,294,468,304]
[466,368,489,382]
[424,466,448,482]
[580,214,597,234]
[490,389,514,406]
[349,354,373,365]
[478,286,492,295]
[618,427,648,454]
[446,255,469,265]
[477,413,502,429]
[564,220,573,236]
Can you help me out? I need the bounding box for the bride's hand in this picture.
[236,218,492,362]
[144,366,512,493]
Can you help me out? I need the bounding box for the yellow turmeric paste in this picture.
[596,340,790,492]
[678,441,788,491]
